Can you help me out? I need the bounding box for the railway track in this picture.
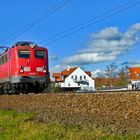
[29,89,140,95]
[95,89,140,93]
[0,89,140,95]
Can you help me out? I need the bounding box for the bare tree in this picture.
[96,71,105,78]
[95,71,105,89]
[118,66,129,86]
[104,63,118,87]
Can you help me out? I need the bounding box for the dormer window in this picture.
[136,74,140,77]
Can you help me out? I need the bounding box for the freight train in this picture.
[0,41,49,94]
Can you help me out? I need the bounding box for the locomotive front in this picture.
[9,41,50,93]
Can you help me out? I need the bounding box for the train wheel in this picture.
[11,84,17,94]
[0,84,3,95]
[3,83,8,94]
[34,82,45,93]
[23,84,29,94]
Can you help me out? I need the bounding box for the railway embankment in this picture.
[0,91,139,135]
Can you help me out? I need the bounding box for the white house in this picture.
[53,67,95,91]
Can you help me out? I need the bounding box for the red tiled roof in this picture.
[61,70,70,76]
[55,78,64,82]
[129,67,140,80]
[53,73,63,82]
[53,73,61,77]
[85,71,92,76]
[61,67,77,76]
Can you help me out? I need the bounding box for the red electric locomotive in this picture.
[0,41,49,94]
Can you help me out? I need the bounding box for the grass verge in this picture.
[0,109,139,140]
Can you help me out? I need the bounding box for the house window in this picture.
[68,83,71,86]
[78,83,80,86]
[75,76,77,81]
[71,76,73,79]
[62,76,64,80]
[80,76,82,80]
[84,76,86,79]
[136,74,140,77]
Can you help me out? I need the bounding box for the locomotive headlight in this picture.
[20,66,24,73]
[43,66,47,73]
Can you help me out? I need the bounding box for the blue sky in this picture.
[0,0,140,75]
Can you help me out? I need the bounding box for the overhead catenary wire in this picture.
[0,46,8,51]
[40,0,139,45]
[1,0,71,45]
[39,0,139,45]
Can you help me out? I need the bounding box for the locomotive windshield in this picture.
[35,50,46,58]
[18,50,30,58]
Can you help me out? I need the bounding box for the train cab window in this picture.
[0,57,1,65]
[18,50,30,58]
[35,50,46,58]
[0,53,8,64]
[4,54,8,63]
[2,56,4,64]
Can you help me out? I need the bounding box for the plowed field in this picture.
[0,91,139,135]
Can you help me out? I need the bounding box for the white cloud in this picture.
[92,69,104,78]
[91,27,122,40]
[63,23,140,65]
[63,53,116,65]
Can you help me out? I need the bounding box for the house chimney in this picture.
[67,66,71,71]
